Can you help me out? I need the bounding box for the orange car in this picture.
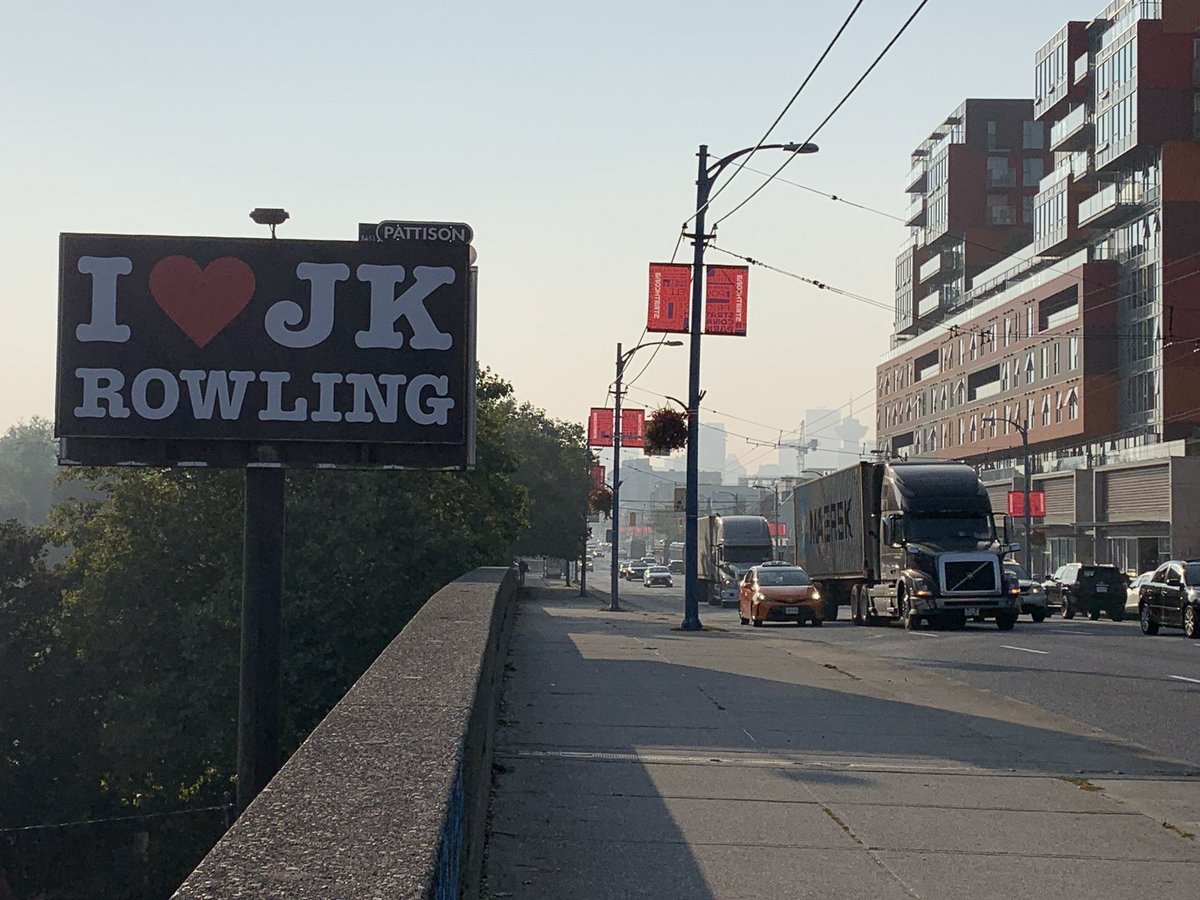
[739,564,823,627]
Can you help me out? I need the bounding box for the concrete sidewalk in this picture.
[482,583,1200,899]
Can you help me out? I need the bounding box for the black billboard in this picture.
[56,233,475,469]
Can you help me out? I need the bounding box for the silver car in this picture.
[1004,562,1049,622]
[643,566,673,588]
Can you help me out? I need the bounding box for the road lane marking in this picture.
[1169,675,1200,685]
[908,631,939,638]
[1001,645,1049,655]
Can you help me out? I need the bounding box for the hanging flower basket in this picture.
[643,407,689,455]
[588,485,613,516]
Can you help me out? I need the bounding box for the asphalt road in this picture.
[604,574,1200,770]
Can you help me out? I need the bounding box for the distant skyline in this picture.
[2,1,1095,475]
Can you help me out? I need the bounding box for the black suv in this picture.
[1043,563,1128,621]
[1138,560,1200,639]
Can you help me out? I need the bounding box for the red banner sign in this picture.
[704,265,748,336]
[647,263,691,333]
[1007,490,1046,517]
[587,408,645,447]
[768,522,788,538]
[591,465,606,489]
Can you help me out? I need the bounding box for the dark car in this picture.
[1005,561,1049,622]
[668,559,685,575]
[626,559,652,581]
[1044,563,1127,620]
[1138,560,1200,639]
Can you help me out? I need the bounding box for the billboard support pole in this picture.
[236,465,285,815]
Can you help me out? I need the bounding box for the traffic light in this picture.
[674,486,686,511]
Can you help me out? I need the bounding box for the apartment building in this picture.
[877,0,1200,575]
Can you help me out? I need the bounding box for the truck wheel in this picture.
[851,587,864,626]
[901,595,917,631]
[996,612,1017,631]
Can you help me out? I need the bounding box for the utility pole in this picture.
[983,415,1033,573]
[610,343,623,611]
[682,141,817,632]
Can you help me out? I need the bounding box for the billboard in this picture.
[587,408,645,447]
[56,233,474,468]
[704,265,748,336]
[646,263,690,333]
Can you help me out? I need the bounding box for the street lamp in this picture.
[751,483,779,560]
[611,339,682,611]
[683,141,819,631]
[982,415,1033,574]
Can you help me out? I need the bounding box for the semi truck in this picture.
[792,460,1021,630]
[697,514,774,607]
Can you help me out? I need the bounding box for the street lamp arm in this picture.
[621,338,683,366]
[981,415,1028,437]
[706,142,819,183]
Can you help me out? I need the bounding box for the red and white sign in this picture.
[704,265,748,336]
[1007,490,1046,518]
[768,522,788,538]
[587,408,645,447]
[646,263,691,333]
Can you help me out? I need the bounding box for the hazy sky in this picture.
[2,1,1085,476]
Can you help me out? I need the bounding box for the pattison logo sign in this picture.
[56,233,473,464]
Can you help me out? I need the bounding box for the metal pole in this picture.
[610,343,623,611]
[1022,420,1032,574]
[236,466,285,814]
[682,145,708,631]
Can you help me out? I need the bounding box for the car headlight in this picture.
[812,589,821,601]
[911,577,932,597]
[754,592,766,602]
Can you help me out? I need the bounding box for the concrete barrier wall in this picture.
[174,566,518,899]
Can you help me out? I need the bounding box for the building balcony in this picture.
[1070,150,1093,182]
[918,252,957,285]
[904,196,927,227]
[1050,105,1091,151]
[1078,181,1150,228]
[1039,163,1072,194]
[905,163,927,193]
[1073,52,1091,86]
[916,287,942,320]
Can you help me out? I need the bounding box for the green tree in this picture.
[488,383,591,559]
[0,418,57,525]
[1,366,588,897]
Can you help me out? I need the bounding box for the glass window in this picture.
[987,156,1014,187]
[1023,121,1045,149]
[1069,336,1079,369]
[1023,158,1045,187]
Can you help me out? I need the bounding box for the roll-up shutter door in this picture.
[1102,465,1169,522]
[1038,475,1075,525]
[985,482,1013,516]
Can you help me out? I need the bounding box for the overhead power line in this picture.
[688,0,867,225]
[713,0,932,228]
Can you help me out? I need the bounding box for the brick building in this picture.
[877,0,1200,575]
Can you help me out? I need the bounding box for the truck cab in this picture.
[873,462,1020,630]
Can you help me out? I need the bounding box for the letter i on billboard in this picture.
[646,263,691,333]
[704,265,749,336]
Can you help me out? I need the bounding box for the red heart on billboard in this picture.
[148,256,255,348]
